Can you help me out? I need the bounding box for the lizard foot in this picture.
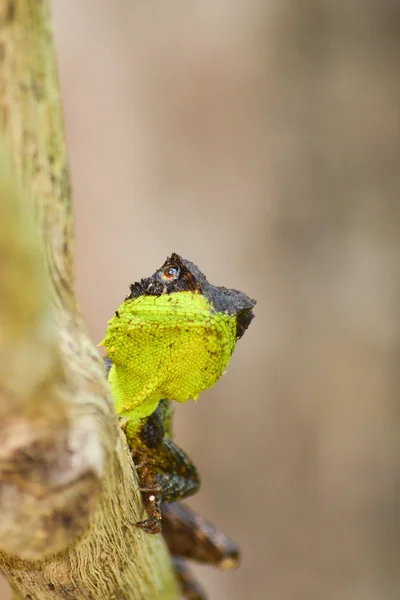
[136,516,162,535]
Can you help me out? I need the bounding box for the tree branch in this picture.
[0,1,178,597]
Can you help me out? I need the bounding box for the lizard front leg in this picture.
[135,438,200,534]
[133,453,163,534]
[131,399,200,533]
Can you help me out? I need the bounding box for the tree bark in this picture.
[0,1,178,598]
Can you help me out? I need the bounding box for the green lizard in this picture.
[101,253,255,597]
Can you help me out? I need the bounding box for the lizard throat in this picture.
[101,291,238,422]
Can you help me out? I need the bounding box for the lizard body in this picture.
[101,253,255,598]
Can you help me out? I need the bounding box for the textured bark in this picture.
[0,1,178,598]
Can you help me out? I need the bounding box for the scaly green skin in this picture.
[101,291,237,446]
[102,254,255,599]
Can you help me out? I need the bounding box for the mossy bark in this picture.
[0,1,179,598]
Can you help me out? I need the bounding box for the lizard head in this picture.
[101,253,256,419]
[128,253,255,340]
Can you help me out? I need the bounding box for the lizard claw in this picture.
[136,516,162,535]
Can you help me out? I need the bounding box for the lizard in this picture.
[100,253,255,598]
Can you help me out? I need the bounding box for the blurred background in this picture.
[2,1,400,599]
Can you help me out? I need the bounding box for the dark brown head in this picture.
[128,253,256,340]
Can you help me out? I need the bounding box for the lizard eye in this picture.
[161,265,180,281]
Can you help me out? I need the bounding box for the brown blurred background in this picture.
[2,1,400,599]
